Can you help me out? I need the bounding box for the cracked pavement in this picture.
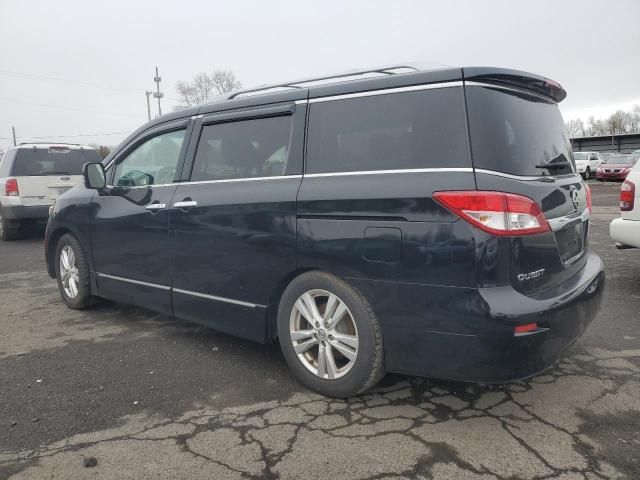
[1,182,639,480]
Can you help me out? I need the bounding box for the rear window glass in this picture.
[12,147,101,176]
[466,87,574,176]
[306,87,470,174]
[573,152,588,160]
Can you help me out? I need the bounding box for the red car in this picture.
[596,155,638,181]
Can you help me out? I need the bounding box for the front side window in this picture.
[306,87,470,174]
[191,115,292,182]
[113,129,185,187]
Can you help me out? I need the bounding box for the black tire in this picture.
[277,271,384,398]
[54,233,96,309]
[584,168,591,180]
[0,206,19,241]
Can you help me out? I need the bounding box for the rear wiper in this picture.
[535,162,571,169]
[39,171,71,175]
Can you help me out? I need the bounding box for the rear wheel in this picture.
[277,271,384,398]
[54,233,96,309]
[584,167,591,180]
[0,206,19,241]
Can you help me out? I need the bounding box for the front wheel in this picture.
[54,233,96,309]
[277,271,384,398]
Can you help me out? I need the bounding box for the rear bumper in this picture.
[350,251,604,382]
[610,217,640,248]
[2,204,50,220]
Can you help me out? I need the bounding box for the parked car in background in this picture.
[573,151,603,179]
[596,154,637,181]
[45,66,604,397]
[0,143,101,240]
[610,159,640,248]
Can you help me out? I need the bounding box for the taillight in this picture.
[5,178,18,196]
[620,180,635,211]
[585,184,592,213]
[433,191,550,236]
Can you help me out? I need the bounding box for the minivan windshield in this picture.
[12,147,101,176]
[466,86,574,176]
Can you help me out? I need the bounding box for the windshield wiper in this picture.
[535,162,571,169]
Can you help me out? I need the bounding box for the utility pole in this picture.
[11,126,16,146]
[145,91,152,121]
[153,66,164,117]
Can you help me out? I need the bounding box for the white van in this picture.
[610,158,640,249]
[0,143,101,240]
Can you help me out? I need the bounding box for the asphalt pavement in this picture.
[0,181,638,479]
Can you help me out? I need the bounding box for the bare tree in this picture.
[565,119,585,138]
[606,110,627,135]
[176,70,242,108]
[89,144,112,159]
[570,105,640,138]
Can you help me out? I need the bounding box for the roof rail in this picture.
[229,65,421,99]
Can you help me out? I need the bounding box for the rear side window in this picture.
[466,86,574,176]
[191,115,292,182]
[12,147,102,176]
[306,87,470,174]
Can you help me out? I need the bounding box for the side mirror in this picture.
[83,162,106,189]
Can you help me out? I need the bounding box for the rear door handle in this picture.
[145,203,166,211]
[173,200,198,208]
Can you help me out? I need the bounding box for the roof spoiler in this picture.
[463,67,567,103]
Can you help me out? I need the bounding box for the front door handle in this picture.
[173,200,198,208]
[145,203,166,211]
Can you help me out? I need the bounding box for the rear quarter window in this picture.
[306,87,471,174]
[466,86,574,177]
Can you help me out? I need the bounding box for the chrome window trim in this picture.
[173,288,265,309]
[308,81,463,104]
[182,174,302,187]
[104,175,303,189]
[304,168,473,178]
[474,169,580,182]
[96,273,171,291]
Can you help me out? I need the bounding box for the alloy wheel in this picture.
[289,289,359,380]
[59,245,80,298]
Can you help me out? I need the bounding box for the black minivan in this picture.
[45,66,604,397]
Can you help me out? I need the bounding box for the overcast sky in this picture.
[1,0,639,151]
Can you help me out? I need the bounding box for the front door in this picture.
[91,124,190,314]
[170,104,304,341]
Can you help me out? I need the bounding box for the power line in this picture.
[0,97,143,118]
[0,69,144,93]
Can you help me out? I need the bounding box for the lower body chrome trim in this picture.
[96,273,171,290]
[95,272,265,309]
[173,288,264,309]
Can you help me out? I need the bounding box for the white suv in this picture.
[610,159,640,249]
[0,143,101,240]
[573,151,603,180]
